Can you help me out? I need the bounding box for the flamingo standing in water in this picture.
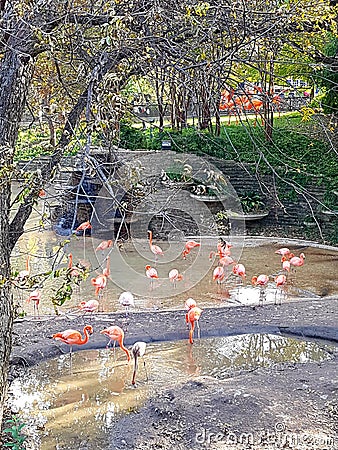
[131,341,148,386]
[96,239,113,252]
[274,274,287,305]
[168,269,183,288]
[252,274,269,306]
[217,238,232,257]
[281,256,291,273]
[184,298,197,324]
[27,289,41,318]
[145,265,158,289]
[91,273,107,296]
[233,263,246,281]
[119,291,135,317]
[53,325,93,358]
[187,307,203,344]
[148,230,164,262]
[100,325,130,362]
[213,266,225,292]
[182,240,200,259]
[76,221,92,260]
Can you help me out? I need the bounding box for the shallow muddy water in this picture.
[11,228,338,316]
[10,334,335,450]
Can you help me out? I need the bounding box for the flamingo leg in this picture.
[189,321,195,344]
[83,229,86,261]
[143,359,148,382]
[132,355,138,385]
[196,319,201,341]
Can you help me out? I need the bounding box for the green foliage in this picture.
[15,127,54,160]
[315,35,338,115]
[3,417,27,450]
[239,192,266,213]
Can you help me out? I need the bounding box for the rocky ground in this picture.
[6,297,338,449]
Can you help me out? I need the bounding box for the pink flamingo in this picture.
[275,248,291,257]
[168,269,183,288]
[252,274,269,306]
[145,265,158,289]
[251,274,269,287]
[290,253,305,268]
[100,325,130,362]
[184,298,197,324]
[281,256,291,273]
[182,240,201,259]
[148,230,164,261]
[274,274,287,305]
[187,307,203,344]
[217,239,232,257]
[213,266,225,286]
[68,253,81,277]
[91,273,107,296]
[233,263,246,279]
[78,299,99,316]
[27,289,41,318]
[219,255,235,267]
[53,325,93,358]
[96,240,113,252]
[76,221,92,260]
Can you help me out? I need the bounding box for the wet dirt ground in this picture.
[8,296,338,449]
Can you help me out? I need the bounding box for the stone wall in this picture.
[16,150,337,243]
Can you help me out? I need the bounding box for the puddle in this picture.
[9,334,334,449]
[12,231,338,316]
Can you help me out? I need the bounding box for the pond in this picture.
[12,228,338,316]
[9,334,335,450]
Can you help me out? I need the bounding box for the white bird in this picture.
[131,341,148,385]
[119,291,135,317]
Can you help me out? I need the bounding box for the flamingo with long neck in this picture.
[148,230,164,261]
[16,255,31,281]
[187,307,203,344]
[76,221,92,260]
[184,298,197,325]
[131,341,148,386]
[53,325,93,357]
[182,240,200,259]
[27,289,41,318]
[100,326,130,362]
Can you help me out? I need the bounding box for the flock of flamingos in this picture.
[17,221,305,386]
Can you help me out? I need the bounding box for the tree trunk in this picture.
[0,27,35,425]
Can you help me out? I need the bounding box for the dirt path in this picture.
[9,297,338,449]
